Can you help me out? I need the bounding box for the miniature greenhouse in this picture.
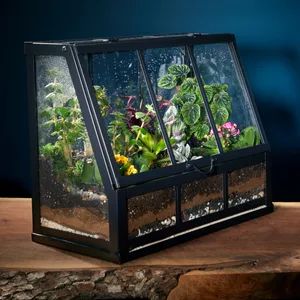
[25,33,273,263]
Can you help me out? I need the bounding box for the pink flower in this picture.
[210,122,240,138]
[222,122,240,137]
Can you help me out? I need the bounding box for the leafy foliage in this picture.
[39,69,102,186]
[94,85,110,116]
[232,126,261,150]
[158,63,261,160]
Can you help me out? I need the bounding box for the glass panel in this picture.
[181,175,223,222]
[194,43,262,152]
[36,56,109,240]
[228,163,266,207]
[90,51,172,176]
[144,47,219,163]
[128,187,176,238]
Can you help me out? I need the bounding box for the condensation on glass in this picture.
[193,43,262,152]
[228,162,266,207]
[36,56,109,240]
[144,47,219,163]
[181,175,223,222]
[90,51,172,175]
[128,187,176,238]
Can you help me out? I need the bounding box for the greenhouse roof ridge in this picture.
[24,32,235,46]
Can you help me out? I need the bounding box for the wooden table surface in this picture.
[0,199,299,300]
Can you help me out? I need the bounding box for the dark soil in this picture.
[228,163,265,207]
[128,187,176,219]
[181,175,224,221]
[39,158,109,238]
[128,187,176,238]
[39,158,108,214]
[39,158,81,208]
[128,164,265,238]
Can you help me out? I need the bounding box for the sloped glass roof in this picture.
[77,35,265,188]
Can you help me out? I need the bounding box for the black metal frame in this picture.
[25,33,273,263]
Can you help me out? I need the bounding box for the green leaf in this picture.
[154,139,167,155]
[213,90,232,113]
[233,126,261,149]
[168,64,190,79]
[140,164,150,172]
[131,125,141,132]
[204,85,214,102]
[65,98,77,108]
[94,164,102,183]
[145,104,155,113]
[142,150,157,161]
[45,92,57,101]
[45,82,63,93]
[181,102,201,125]
[180,92,196,103]
[40,143,61,157]
[213,106,229,125]
[158,74,177,89]
[201,138,219,155]
[194,123,210,140]
[73,160,84,177]
[181,78,197,93]
[135,112,146,119]
[54,107,70,118]
[171,94,183,106]
[140,131,155,150]
[81,161,96,184]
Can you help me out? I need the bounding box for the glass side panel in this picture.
[36,56,109,240]
[181,175,223,222]
[128,187,176,238]
[228,163,266,207]
[144,47,219,163]
[90,51,171,176]
[194,43,262,152]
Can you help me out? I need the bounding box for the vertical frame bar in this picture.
[223,172,228,210]
[175,185,182,225]
[186,45,224,154]
[107,188,128,260]
[137,49,177,165]
[265,151,273,208]
[26,53,41,234]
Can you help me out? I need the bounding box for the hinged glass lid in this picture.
[83,36,265,186]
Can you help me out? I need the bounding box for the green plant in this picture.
[130,126,171,172]
[94,85,110,117]
[40,69,102,187]
[158,64,261,158]
[102,93,171,174]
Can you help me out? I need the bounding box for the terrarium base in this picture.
[33,202,273,263]
[2,199,300,300]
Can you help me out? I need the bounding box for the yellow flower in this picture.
[114,154,128,165]
[125,165,138,176]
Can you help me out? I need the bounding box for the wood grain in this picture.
[0,199,299,299]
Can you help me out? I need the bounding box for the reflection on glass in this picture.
[128,187,176,238]
[181,175,223,222]
[144,47,219,164]
[36,56,109,240]
[194,43,262,152]
[90,51,171,176]
[228,163,266,207]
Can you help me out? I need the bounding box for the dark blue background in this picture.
[1,0,300,200]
